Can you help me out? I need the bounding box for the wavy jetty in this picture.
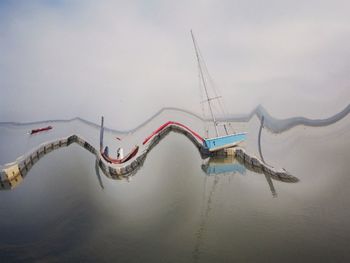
[0,122,297,190]
[3,101,349,189]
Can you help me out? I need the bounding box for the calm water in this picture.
[1,111,350,262]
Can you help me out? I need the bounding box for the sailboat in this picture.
[191,30,247,152]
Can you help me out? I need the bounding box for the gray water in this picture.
[1,110,350,262]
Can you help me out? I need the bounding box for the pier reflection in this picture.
[258,116,277,197]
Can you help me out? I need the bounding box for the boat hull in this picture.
[30,126,52,135]
[204,133,247,152]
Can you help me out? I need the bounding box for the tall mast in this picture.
[100,116,104,152]
[191,30,219,137]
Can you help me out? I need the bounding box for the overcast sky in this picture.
[0,0,349,129]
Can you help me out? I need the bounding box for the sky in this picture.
[0,0,349,129]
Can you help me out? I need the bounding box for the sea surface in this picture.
[0,108,350,262]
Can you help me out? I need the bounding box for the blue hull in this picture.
[204,133,247,152]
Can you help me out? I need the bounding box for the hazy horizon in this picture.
[1,0,349,130]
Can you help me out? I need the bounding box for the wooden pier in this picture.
[0,125,297,189]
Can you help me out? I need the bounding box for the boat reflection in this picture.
[201,155,246,175]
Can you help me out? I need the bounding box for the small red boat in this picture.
[30,125,53,135]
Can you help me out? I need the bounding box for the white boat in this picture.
[190,30,247,152]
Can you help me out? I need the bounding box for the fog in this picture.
[1,0,349,130]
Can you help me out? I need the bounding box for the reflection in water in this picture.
[196,156,242,262]
[258,116,277,197]
[264,173,277,198]
[202,153,283,198]
[194,148,297,259]
[201,155,246,175]
[3,105,344,262]
[0,107,300,261]
[223,103,350,133]
[193,175,220,263]
[1,103,349,134]
[94,160,104,190]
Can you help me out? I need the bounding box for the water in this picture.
[1,109,350,262]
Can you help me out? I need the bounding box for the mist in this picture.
[1,0,349,130]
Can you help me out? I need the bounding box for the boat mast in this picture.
[100,116,104,152]
[191,30,219,137]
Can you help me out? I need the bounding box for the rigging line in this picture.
[200,96,222,104]
[203,67,226,112]
[198,62,208,137]
[194,34,234,134]
[203,60,235,133]
[195,35,227,135]
[224,124,229,135]
[198,60,211,137]
[193,175,220,263]
[195,44,226,114]
[191,30,219,137]
[205,69,230,122]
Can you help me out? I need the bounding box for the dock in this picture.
[0,124,297,189]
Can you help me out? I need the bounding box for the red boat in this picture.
[30,126,53,135]
[101,145,139,164]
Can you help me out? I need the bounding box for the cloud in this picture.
[0,0,349,128]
